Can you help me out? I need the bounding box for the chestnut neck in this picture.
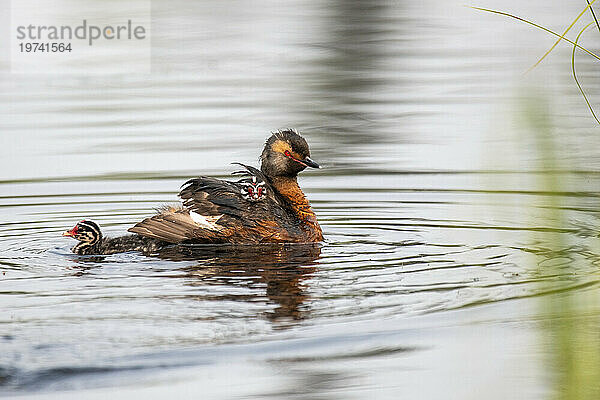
[268,175,323,241]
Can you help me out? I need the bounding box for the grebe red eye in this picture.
[257,187,263,196]
[284,150,292,158]
[247,187,254,195]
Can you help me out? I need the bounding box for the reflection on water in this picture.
[1,0,600,398]
[162,244,321,323]
[67,243,321,324]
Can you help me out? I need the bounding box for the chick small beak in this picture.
[63,228,76,237]
[303,157,320,169]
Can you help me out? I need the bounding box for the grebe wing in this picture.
[129,166,299,243]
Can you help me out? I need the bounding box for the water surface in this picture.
[2,0,600,398]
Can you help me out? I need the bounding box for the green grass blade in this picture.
[469,6,600,63]
[530,0,598,70]
[586,0,600,33]
[571,22,600,125]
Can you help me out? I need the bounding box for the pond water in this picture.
[2,0,600,398]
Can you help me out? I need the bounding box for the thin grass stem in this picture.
[469,6,600,63]
[586,0,600,33]
[529,0,598,70]
[572,22,600,125]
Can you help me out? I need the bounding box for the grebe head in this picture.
[260,129,320,178]
[63,220,102,247]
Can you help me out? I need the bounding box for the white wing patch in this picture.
[189,211,223,231]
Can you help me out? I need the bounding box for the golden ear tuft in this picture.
[271,139,292,154]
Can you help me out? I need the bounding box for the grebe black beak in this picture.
[303,157,320,169]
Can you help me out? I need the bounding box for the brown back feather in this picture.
[128,210,202,243]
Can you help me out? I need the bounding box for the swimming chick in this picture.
[64,129,323,255]
[63,220,167,255]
